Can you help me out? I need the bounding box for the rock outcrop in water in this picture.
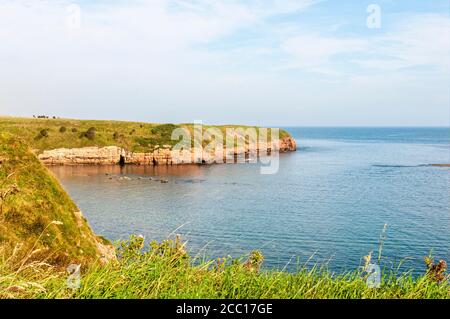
[38,136,297,165]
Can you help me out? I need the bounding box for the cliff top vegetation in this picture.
[0,117,291,153]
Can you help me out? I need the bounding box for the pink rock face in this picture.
[37,136,297,166]
[38,146,122,165]
[279,136,297,152]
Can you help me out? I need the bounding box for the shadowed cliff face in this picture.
[0,133,114,266]
[37,136,297,166]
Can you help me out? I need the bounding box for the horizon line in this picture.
[1,114,448,129]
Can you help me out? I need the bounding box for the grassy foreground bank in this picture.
[1,235,449,299]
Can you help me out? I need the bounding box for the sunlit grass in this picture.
[0,116,291,153]
[0,133,110,266]
[1,236,448,299]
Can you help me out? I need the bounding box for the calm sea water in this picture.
[50,127,450,274]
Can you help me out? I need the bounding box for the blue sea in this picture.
[50,127,450,275]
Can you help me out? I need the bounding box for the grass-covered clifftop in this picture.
[0,116,291,153]
[0,133,112,266]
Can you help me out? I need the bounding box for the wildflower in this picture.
[425,257,448,283]
[216,257,225,272]
[244,250,264,272]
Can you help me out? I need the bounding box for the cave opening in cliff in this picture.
[119,155,125,166]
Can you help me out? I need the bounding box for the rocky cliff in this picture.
[38,136,297,166]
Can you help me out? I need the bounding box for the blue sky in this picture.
[0,0,448,126]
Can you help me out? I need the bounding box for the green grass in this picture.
[0,133,111,266]
[0,116,291,153]
[0,128,447,299]
[1,236,448,299]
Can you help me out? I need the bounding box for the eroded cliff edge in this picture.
[0,133,115,265]
[38,136,297,166]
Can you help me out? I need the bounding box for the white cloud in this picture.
[280,34,367,70]
[277,13,449,75]
[354,14,450,72]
